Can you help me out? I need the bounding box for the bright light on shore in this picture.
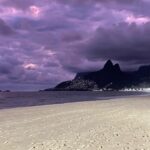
[122,88,150,92]
[143,88,150,92]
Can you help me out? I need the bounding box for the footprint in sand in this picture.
[123,146,130,150]
[117,143,120,146]
[146,134,149,138]
[4,141,8,144]
[113,133,119,137]
[100,145,103,149]
[63,143,67,147]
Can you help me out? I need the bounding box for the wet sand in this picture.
[0,96,150,150]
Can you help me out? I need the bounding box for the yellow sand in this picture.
[0,96,150,150]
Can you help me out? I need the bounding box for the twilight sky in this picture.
[0,0,150,91]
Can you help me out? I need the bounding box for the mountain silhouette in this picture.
[45,60,150,91]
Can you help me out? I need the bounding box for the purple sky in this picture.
[0,0,150,91]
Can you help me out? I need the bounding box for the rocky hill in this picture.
[47,60,150,91]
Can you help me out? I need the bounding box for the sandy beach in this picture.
[0,95,150,150]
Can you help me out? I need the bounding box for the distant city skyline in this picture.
[0,0,150,90]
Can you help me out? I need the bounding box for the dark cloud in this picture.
[1,0,37,9]
[61,32,83,43]
[79,22,150,66]
[0,0,149,90]
[53,0,139,5]
[0,18,15,35]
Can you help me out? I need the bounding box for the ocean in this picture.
[0,91,147,109]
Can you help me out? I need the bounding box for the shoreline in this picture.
[0,91,147,110]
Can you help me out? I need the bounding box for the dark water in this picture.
[0,91,147,109]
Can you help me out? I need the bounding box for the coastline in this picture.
[0,91,147,110]
[0,95,150,150]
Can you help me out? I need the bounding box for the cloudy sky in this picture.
[0,0,150,91]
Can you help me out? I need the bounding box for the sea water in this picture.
[0,91,147,109]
